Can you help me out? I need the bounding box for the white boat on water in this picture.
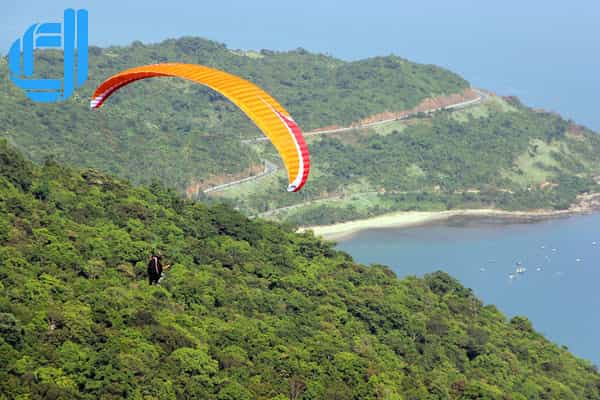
[508,273,517,280]
[536,267,543,271]
[516,267,527,274]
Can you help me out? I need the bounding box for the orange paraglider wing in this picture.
[90,63,309,192]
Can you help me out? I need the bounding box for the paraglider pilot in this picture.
[147,253,170,285]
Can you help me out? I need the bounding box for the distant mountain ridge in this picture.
[4,36,600,227]
[220,93,600,225]
[0,36,468,192]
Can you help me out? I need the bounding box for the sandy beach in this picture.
[300,208,587,241]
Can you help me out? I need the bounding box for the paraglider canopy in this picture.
[90,63,310,192]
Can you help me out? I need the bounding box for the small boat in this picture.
[536,267,543,271]
[592,241,597,246]
[479,267,486,272]
[508,273,516,280]
[551,248,557,252]
[516,267,527,274]
[541,245,546,249]
[576,258,582,262]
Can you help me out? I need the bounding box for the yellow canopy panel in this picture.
[90,63,310,192]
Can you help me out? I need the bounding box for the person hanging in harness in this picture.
[147,252,170,285]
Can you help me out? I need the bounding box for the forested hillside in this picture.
[223,96,600,225]
[5,37,599,226]
[1,140,599,399]
[0,37,467,191]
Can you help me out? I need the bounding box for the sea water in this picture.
[337,213,600,366]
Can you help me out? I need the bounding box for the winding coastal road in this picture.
[204,88,490,194]
[203,159,278,193]
[242,88,489,144]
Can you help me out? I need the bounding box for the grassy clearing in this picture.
[451,96,518,122]
[503,139,567,185]
[271,191,385,220]
[371,120,408,136]
[229,49,265,58]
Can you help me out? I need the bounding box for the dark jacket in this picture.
[147,256,163,285]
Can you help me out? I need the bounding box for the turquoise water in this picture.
[337,213,600,366]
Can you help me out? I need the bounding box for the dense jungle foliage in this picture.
[1,140,599,399]
[0,37,467,190]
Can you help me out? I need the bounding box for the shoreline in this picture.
[300,207,596,241]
